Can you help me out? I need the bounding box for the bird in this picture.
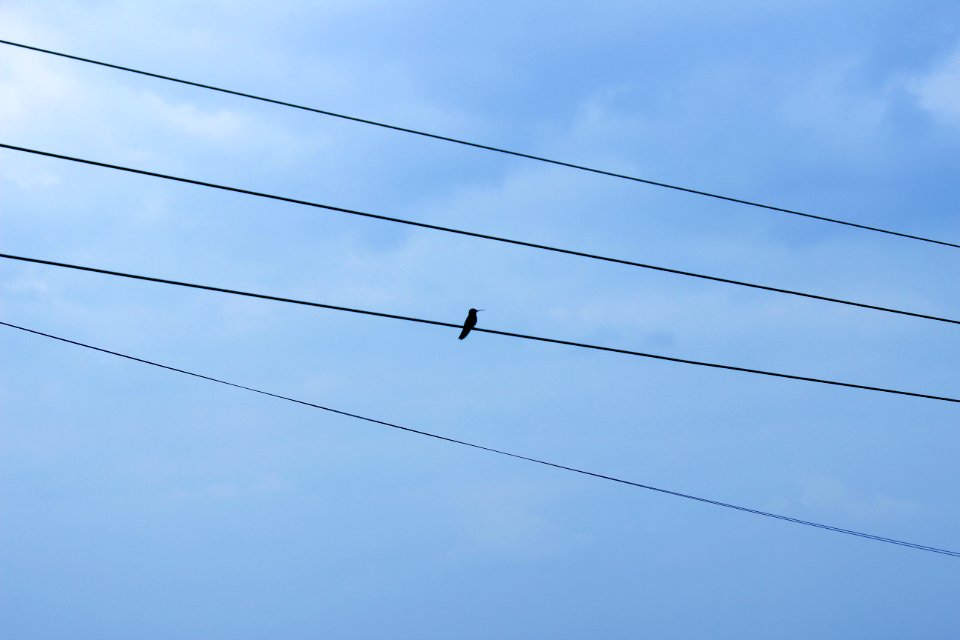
[458,308,483,340]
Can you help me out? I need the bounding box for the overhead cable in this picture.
[3,252,958,405]
[1,38,956,249]
[2,319,957,558]
[1,142,957,328]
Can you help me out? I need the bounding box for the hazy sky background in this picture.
[2,1,960,637]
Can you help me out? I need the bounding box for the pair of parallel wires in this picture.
[1,39,958,558]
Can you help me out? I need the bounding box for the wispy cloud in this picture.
[910,45,960,128]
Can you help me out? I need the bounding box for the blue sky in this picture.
[2,1,960,637]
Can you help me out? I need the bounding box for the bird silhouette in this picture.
[458,308,483,340]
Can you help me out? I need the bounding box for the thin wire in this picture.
[1,318,957,558]
[4,252,959,405]
[2,143,958,329]
[2,37,957,250]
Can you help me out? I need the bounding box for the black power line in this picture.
[2,37,957,250]
[2,318,956,558]
[2,142,957,329]
[3,252,958,405]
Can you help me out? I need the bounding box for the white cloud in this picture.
[910,47,960,128]
[448,480,584,560]
[780,59,890,144]
[796,476,919,521]
[2,274,51,296]
[137,91,247,140]
[0,46,85,133]
[1,164,61,189]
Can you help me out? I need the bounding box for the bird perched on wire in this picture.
[458,308,483,340]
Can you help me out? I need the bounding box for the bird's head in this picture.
[470,308,484,314]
